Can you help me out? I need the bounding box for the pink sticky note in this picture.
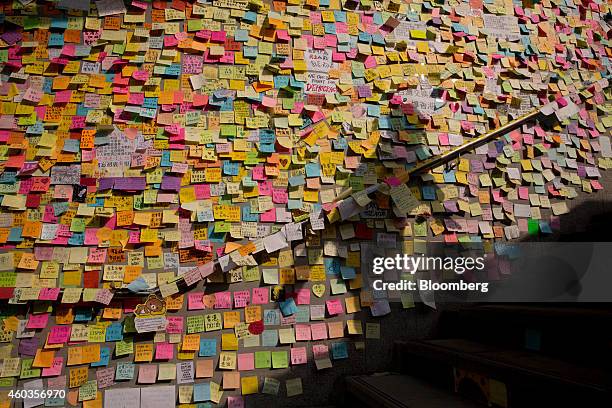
[312,344,328,359]
[39,288,60,301]
[296,289,310,305]
[188,293,205,310]
[290,347,307,365]
[260,208,276,222]
[42,357,64,377]
[132,70,149,81]
[27,313,50,329]
[384,177,402,187]
[156,342,174,360]
[214,292,232,309]
[194,184,211,199]
[48,326,71,344]
[128,92,144,105]
[295,324,311,341]
[364,55,378,69]
[227,396,245,408]
[276,30,290,41]
[233,290,250,308]
[138,365,158,384]
[438,133,450,145]
[272,189,288,204]
[251,166,266,180]
[166,317,184,334]
[326,299,344,315]
[258,181,272,196]
[310,323,328,340]
[54,90,72,103]
[252,288,268,305]
[210,31,226,43]
[261,96,277,108]
[237,353,255,371]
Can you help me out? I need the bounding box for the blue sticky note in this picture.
[287,199,303,209]
[261,330,278,347]
[68,232,84,246]
[331,342,349,360]
[333,137,348,150]
[127,277,149,293]
[305,163,320,177]
[223,161,239,176]
[324,258,341,276]
[259,143,275,153]
[243,46,258,58]
[91,347,110,367]
[340,266,356,280]
[115,363,135,380]
[295,306,310,323]
[0,171,16,184]
[288,175,305,186]
[74,309,92,322]
[263,309,280,326]
[539,221,552,234]
[199,338,217,357]
[7,227,23,242]
[194,382,211,402]
[279,298,298,317]
[234,29,249,42]
[106,323,123,342]
[422,186,437,201]
[242,206,259,222]
[443,170,456,183]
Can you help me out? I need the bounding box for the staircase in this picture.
[345,304,612,407]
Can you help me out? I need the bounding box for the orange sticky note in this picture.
[33,349,55,368]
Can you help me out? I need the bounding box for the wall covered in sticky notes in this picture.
[0,0,611,405]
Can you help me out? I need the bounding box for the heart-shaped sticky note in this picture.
[312,284,325,298]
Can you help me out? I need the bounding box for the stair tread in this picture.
[396,339,612,391]
[346,374,484,408]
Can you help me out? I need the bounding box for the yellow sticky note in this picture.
[241,375,259,395]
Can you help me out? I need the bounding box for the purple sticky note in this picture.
[161,175,182,191]
[114,177,146,191]
[98,178,116,190]
[1,31,22,45]
[19,338,39,357]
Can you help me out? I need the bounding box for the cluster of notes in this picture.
[0,0,610,405]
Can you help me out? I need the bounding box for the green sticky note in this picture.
[410,29,427,39]
[79,380,97,402]
[187,19,203,31]
[271,351,288,369]
[115,338,134,356]
[19,359,41,379]
[527,219,539,235]
[414,221,428,237]
[220,124,237,138]
[187,315,205,333]
[214,221,231,233]
[255,351,271,369]
[243,266,261,282]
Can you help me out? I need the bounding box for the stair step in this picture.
[436,305,612,364]
[394,339,612,407]
[345,374,485,408]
